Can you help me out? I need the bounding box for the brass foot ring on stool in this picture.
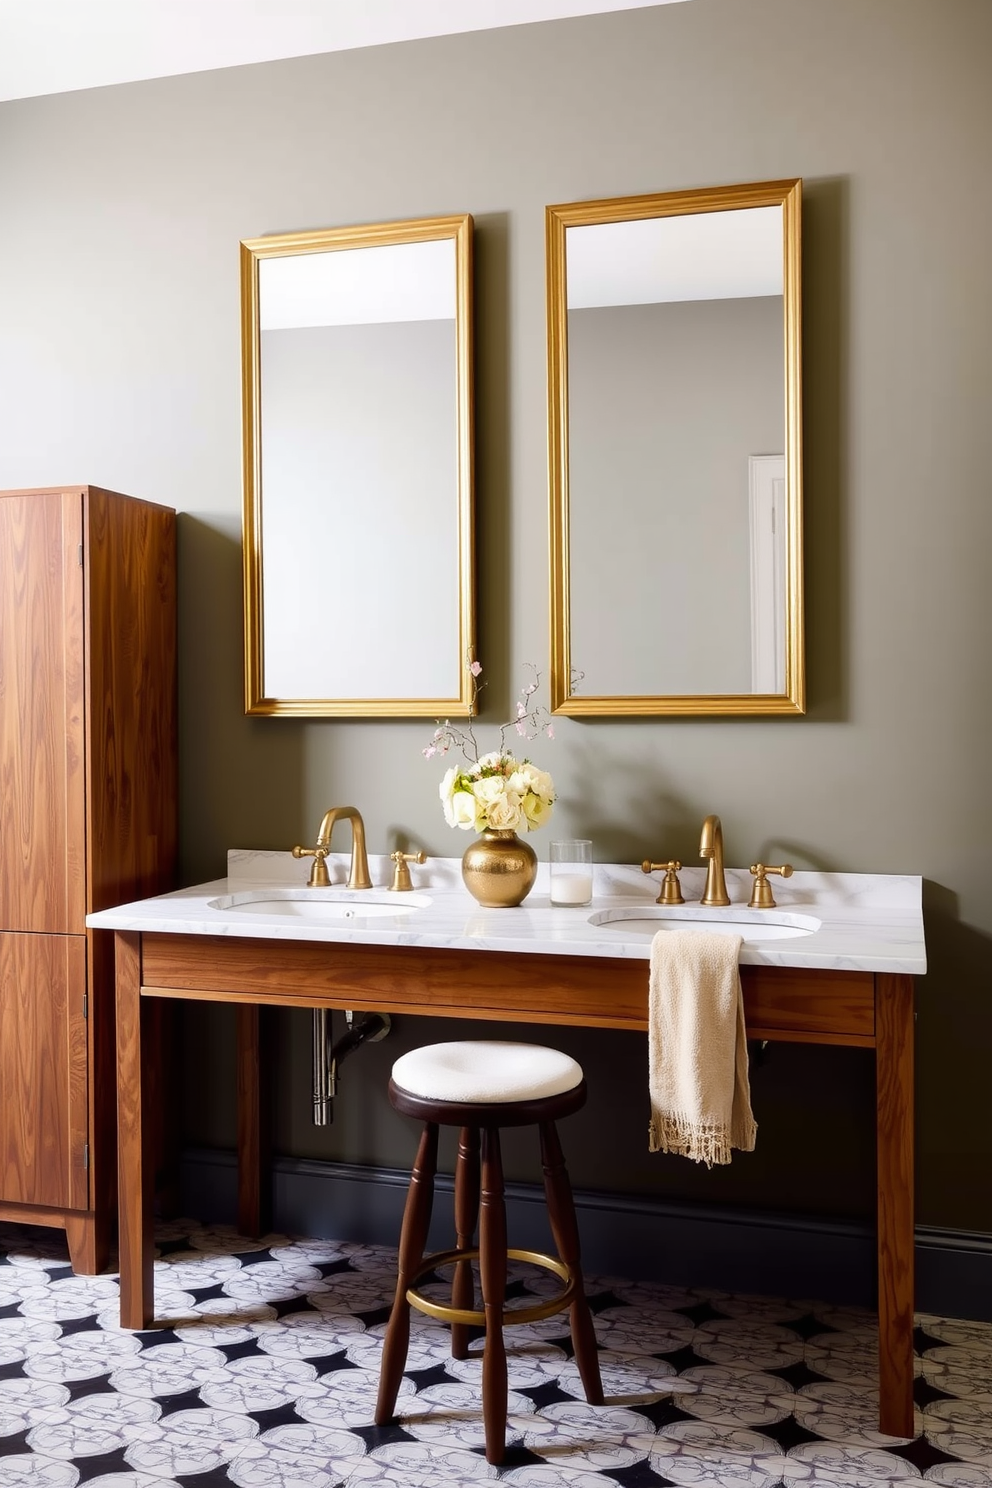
[407,1247,577,1327]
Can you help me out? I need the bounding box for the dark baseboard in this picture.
[178,1147,992,1321]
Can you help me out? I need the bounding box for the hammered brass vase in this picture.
[461,829,538,908]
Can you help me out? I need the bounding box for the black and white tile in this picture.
[1,1219,990,1486]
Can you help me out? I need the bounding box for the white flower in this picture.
[521,790,553,829]
[486,793,524,831]
[451,791,478,830]
[437,754,555,833]
[439,767,477,830]
[525,764,555,802]
[438,765,459,809]
[473,775,509,808]
[425,662,556,834]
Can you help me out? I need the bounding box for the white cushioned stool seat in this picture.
[391,1040,583,1104]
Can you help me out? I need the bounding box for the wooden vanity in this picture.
[111,923,916,1439]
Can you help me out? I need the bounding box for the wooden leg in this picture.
[237,1005,271,1238]
[479,1126,508,1466]
[65,1211,110,1276]
[451,1125,480,1360]
[375,1123,438,1425]
[115,932,155,1330]
[876,972,915,1438]
[540,1119,603,1406]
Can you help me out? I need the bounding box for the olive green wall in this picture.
[1,0,989,1232]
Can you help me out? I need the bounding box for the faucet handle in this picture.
[389,850,426,892]
[292,843,331,888]
[641,859,684,905]
[748,862,793,909]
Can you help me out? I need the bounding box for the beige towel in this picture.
[648,930,757,1166]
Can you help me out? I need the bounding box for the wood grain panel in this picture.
[84,486,178,914]
[116,932,154,1328]
[0,490,84,932]
[65,935,89,1213]
[139,935,876,1041]
[875,972,915,1438]
[742,967,874,1038]
[83,487,177,1265]
[0,932,87,1209]
[0,485,177,1269]
[64,1211,106,1275]
[86,929,116,1244]
[0,1200,71,1225]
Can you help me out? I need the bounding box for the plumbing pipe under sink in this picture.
[312,1007,392,1126]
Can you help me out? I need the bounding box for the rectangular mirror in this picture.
[547,179,803,716]
[241,214,475,716]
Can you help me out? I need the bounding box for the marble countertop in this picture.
[85,850,926,975]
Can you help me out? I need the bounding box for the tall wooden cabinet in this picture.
[0,485,176,1273]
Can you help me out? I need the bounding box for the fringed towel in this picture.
[648,929,757,1166]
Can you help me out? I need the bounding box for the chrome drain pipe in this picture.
[312,1008,392,1125]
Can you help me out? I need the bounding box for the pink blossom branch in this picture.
[422,659,554,765]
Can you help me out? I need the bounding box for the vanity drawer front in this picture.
[741,967,875,1040]
[137,937,876,1045]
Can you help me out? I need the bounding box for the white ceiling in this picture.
[0,0,688,103]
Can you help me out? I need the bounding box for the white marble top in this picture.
[85,850,926,975]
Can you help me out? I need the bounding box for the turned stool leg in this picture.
[540,1119,603,1405]
[375,1122,438,1424]
[451,1125,480,1360]
[479,1125,509,1465]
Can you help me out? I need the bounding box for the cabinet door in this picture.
[0,492,86,934]
[0,932,88,1210]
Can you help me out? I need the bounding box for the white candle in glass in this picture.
[551,871,593,906]
[550,840,593,906]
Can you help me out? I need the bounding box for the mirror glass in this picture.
[241,215,475,716]
[547,180,803,715]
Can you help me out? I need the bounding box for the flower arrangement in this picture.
[424,661,556,835]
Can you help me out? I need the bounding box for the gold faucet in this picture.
[293,806,372,890]
[699,814,731,906]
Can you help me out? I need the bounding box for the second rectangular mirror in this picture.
[242,213,475,717]
[547,179,804,716]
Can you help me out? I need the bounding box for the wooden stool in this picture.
[374,1040,604,1464]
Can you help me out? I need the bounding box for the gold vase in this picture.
[461,829,538,908]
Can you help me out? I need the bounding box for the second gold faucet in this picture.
[645,815,793,908]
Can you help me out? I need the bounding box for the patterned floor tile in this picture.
[0,1219,990,1488]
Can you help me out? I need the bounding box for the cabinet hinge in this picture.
[82,991,88,1019]
[83,1143,90,1171]
[78,542,83,566]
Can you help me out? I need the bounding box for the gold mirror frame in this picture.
[547,179,804,716]
[241,214,475,717]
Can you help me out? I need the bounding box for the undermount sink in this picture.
[208,889,431,921]
[587,904,820,942]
